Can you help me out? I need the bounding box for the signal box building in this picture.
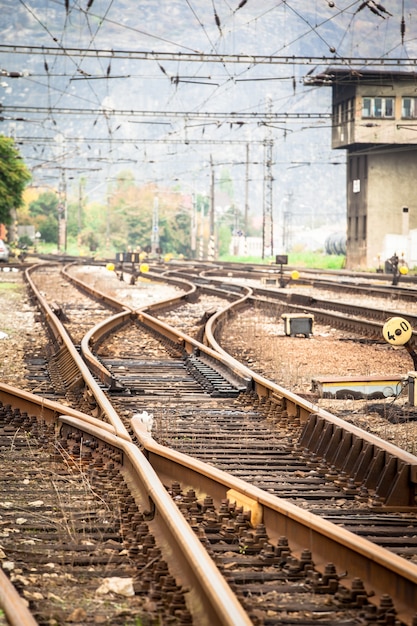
[307,69,417,269]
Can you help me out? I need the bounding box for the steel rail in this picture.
[246,294,417,341]
[45,263,417,499]
[25,264,131,440]
[66,264,251,392]
[166,267,417,342]
[72,263,417,507]
[203,297,417,502]
[81,309,135,390]
[38,261,254,404]
[80,305,251,395]
[249,282,417,318]
[63,262,197,308]
[0,568,38,626]
[197,263,417,298]
[58,416,252,626]
[0,381,117,436]
[131,417,417,626]
[0,383,252,626]
[250,287,417,327]
[23,263,417,620]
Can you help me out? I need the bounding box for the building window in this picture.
[334,98,355,125]
[362,96,394,118]
[402,97,417,119]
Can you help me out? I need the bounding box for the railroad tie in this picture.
[185,354,242,397]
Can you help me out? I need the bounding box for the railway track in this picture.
[0,386,246,626]
[159,265,417,340]
[1,261,417,624]
[173,260,417,302]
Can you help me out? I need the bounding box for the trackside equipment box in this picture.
[282,313,314,337]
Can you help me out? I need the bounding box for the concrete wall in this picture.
[346,149,417,269]
[312,71,417,270]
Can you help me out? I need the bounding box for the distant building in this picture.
[306,69,417,269]
[229,235,263,257]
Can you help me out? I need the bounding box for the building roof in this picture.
[304,68,417,87]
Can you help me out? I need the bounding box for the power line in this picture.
[2,44,417,68]
[1,105,330,121]
[13,136,269,145]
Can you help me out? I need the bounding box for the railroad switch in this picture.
[282,313,314,337]
[199,307,217,324]
[49,301,69,322]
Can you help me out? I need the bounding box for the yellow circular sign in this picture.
[399,265,409,275]
[382,316,413,346]
[106,263,115,272]
[140,263,149,273]
[291,270,300,280]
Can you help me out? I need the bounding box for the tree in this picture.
[67,178,86,239]
[28,191,59,243]
[0,135,31,225]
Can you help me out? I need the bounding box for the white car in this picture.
[0,240,9,262]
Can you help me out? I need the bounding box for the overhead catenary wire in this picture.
[4,0,413,150]
[4,44,416,67]
[3,0,412,213]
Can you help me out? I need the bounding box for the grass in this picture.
[219,252,346,269]
[32,241,346,270]
[0,281,22,293]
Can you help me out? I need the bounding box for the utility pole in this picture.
[282,192,293,252]
[191,192,197,259]
[198,196,205,260]
[57,168,67,251]
[208,156,215,261]
[151,194,160,256]
[262,98,274,259]
[244,142,249,256]
[78,180,84,235]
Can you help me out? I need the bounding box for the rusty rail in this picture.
[25,264,131,440]
[69,262,417,507]
[132,416,417,625]
[0,382,252,626]
[20,261,417,624]
[0,568,38,626]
